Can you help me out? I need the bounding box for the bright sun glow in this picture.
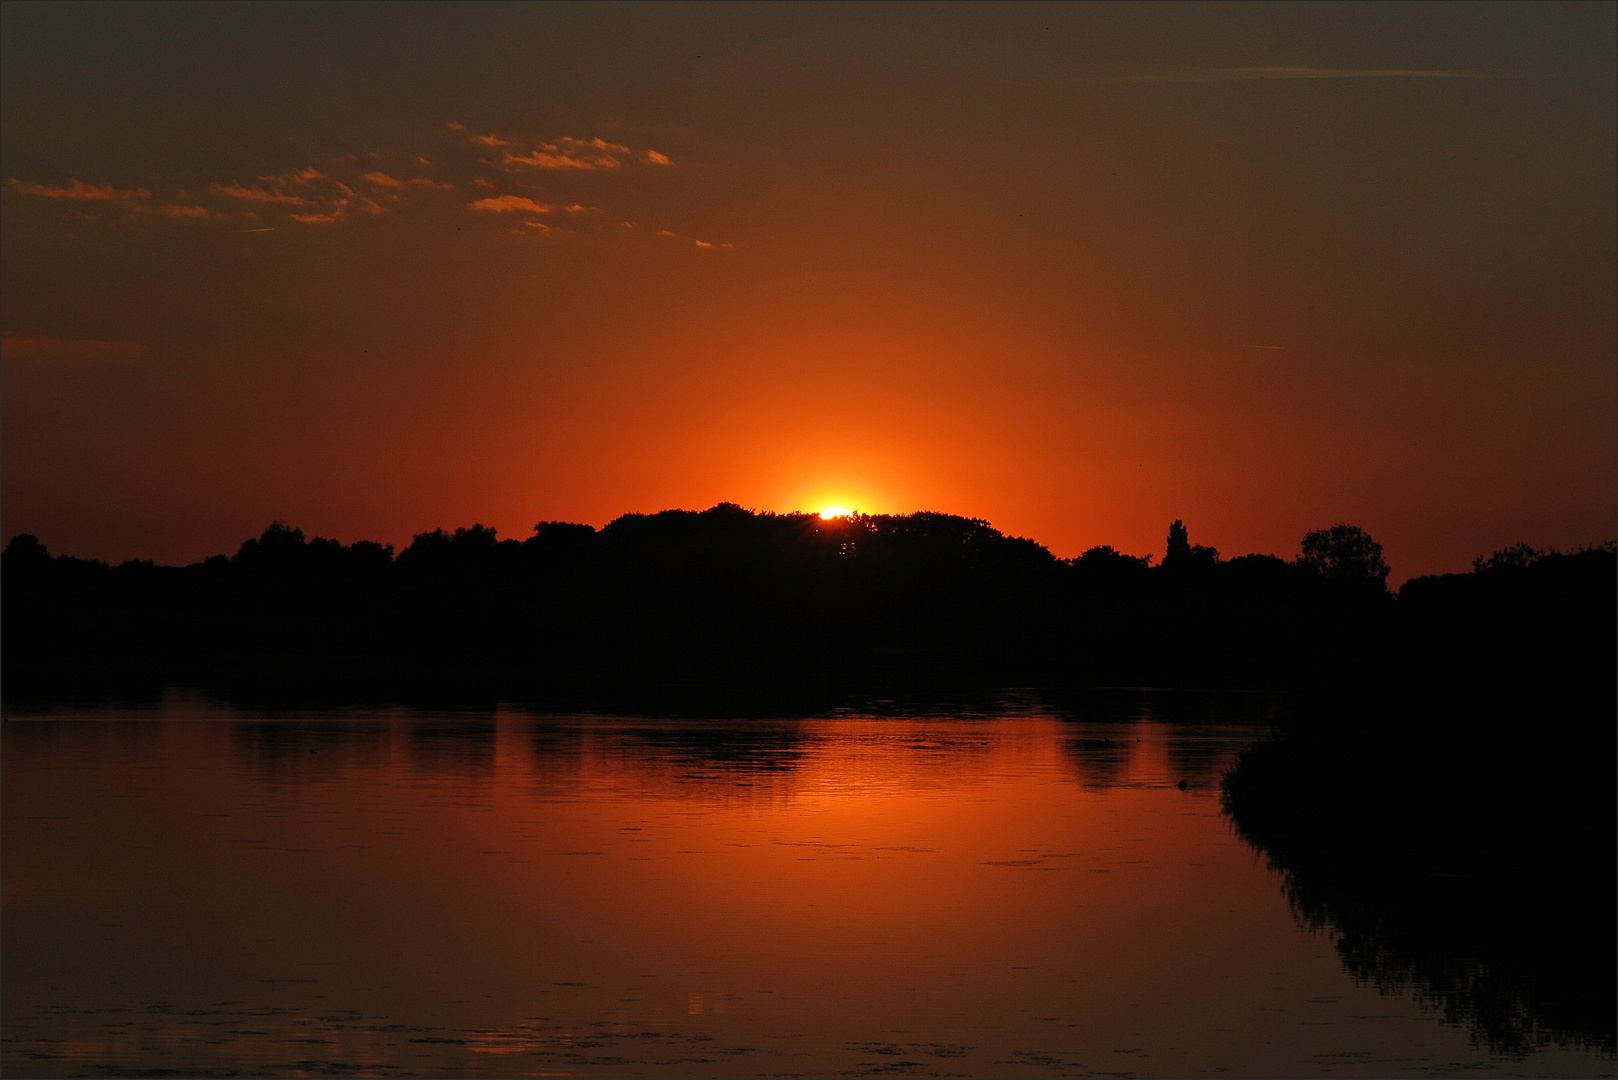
[819,506,853,519]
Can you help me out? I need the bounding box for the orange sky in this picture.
[3,2,1613,580]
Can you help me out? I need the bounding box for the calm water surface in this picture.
[3,691,1609,1078]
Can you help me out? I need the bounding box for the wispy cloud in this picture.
[503,140,628,171]
[12,126,689,245]
[215,170,381,222]
[499,136,672,171]
[657,228,733,251]
[7,178,152,202]
[470,196,594,217]
[213,181,312,206]
[1103,66,1505,85]
[1,332,145,362]
[8,178,221,221]
[470,195,555,214]
[363,171,453,190]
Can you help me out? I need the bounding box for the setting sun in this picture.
[819,507,853,520]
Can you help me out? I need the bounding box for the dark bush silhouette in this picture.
[1298,522,1390,590]
[1472,540,1543,572]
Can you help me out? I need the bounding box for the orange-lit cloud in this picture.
[213,181,311,206]
[362,171,452,190]
[469,195,555,214]
[215,169,382,222]
[11,130,682,242]
[6,178,152,202]
[502,149,622,171]
[499,136,670,171]
[658,228,733,250]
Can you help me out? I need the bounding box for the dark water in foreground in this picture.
[3,691,1610,1078]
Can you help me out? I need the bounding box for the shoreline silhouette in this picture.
[5,505,1613,1054]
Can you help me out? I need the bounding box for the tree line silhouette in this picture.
[4,504,1611,702]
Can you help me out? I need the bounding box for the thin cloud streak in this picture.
[470,194,555,214]
[1101,66,1511,84]
[497,136,672,171]
[1,332,146,362]
[6,178,152,202]
[362,171,452,190]
[213,181,312,206]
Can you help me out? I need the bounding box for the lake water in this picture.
[3,689,1610,1078]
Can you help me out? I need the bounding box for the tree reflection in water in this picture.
[1223,726,1616,1058]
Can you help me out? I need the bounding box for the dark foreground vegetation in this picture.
[1216,536,1616,1056]
[4,506,1614,1052]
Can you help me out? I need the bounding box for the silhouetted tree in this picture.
[1166,520,1190,563]
[1162,520,1218,569]
[1472,541,1541,572]
[528,521,597,550]
[3,533,50,567]
[233,521,307,568]
[1074,545,1151,571]
[1298,523,1388,589]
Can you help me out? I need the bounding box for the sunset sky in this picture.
[3,2,1613,580]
